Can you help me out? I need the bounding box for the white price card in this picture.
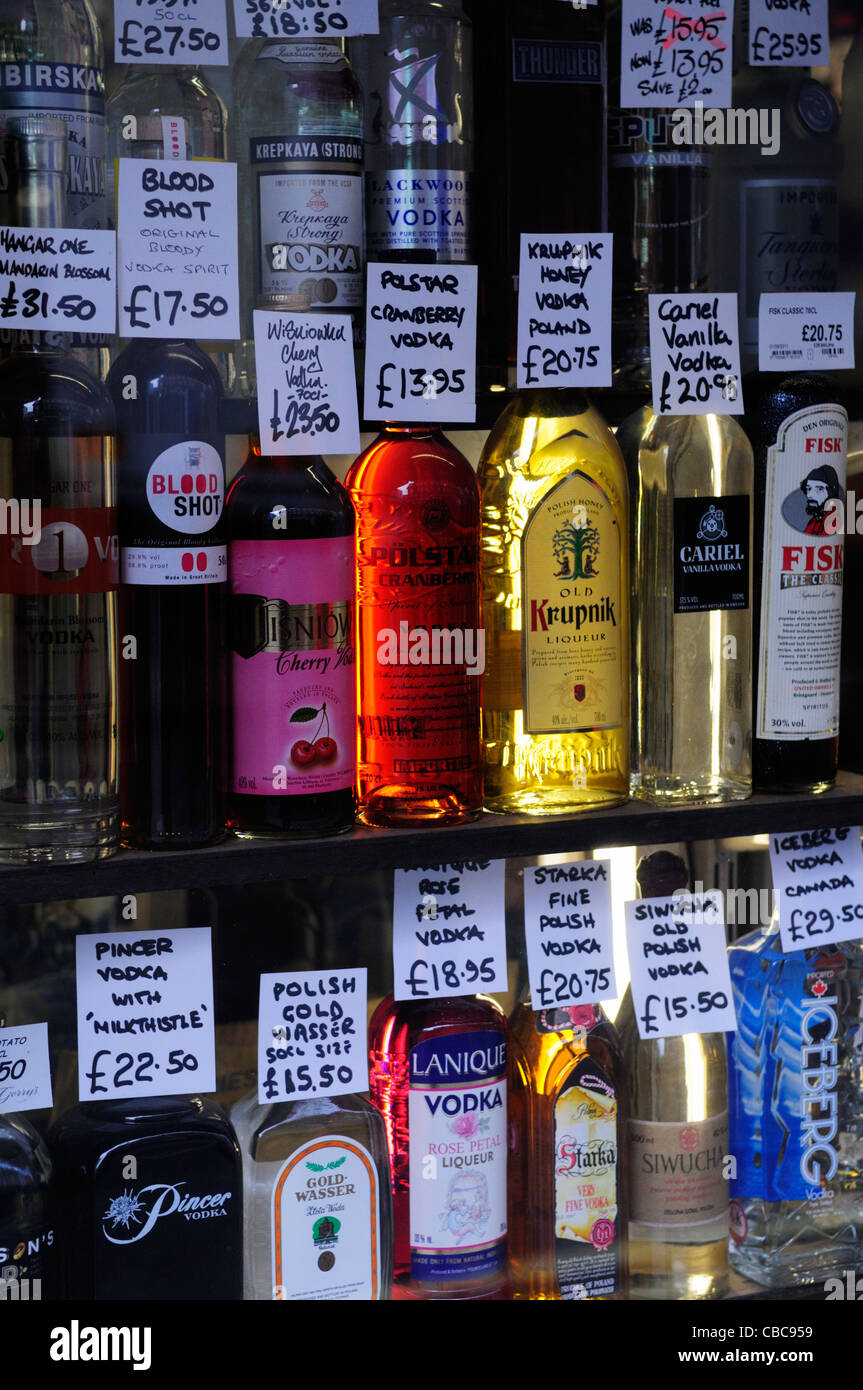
[649,292,743,415]
[516,233,612,390]
[523,859,616,1009]
[257,969,368,1105]
[393,861,507,1002]
[75,928,216,1102]
[117,158,240,340]
[620,0,733,109]
[253,309,361,455]
[625,892,737,1040]
[114,0,230,66]
[363,262,478,423]
[749,0,828,65]
[0,226,116,333]
[0,1023,52,1114]
[758,292,855,373]
[770,826,863,954]
[234,0,379,39]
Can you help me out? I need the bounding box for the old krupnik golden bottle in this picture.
[479,389,629,814]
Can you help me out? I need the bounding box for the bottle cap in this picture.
[636,850,689,898]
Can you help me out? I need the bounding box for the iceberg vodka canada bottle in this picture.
[728,922,863,1286]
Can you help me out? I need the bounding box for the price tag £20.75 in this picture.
[758,292,855,373]
[258,969,368,1105]
[625,892,737,1040]
[770,826,863,954]
[523,859,616,1010]
[393,861,507,1002]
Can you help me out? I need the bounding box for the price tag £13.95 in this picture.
[234,0,379,39]
[625,892,738,1040]
[258,969,368,1105]
[253,309,361,456]
[758,292,855,373]
[770,826,863,954]
[523,859,617,1010]
[649,292,744,416]
[114,0,230,66]
[393,860,508,1002]
[0,1023,53,1114]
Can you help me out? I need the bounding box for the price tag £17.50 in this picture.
[393,861,507,1002]
[625,892,737,1040]
[770,826,863,954]
[254,309,361,456]
[258,969,368,1105]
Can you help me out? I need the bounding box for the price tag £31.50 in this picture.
[393,860,507,1002]
[625,892,737,1040]
[0,226,116,333]
[770,826,863,954]
[258,969,368,1105]
[253,309,361,456]
[114,0,230,66]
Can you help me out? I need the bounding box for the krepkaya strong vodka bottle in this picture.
[479,390,629,814]
[728,920,863,1286]
[350,0,472,263]
[617,409,753,803]
[235,1093,394,1301]
[0,1113,54,1300]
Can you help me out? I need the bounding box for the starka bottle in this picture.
[479,389,629,815]
[617,409,753,803]
[615,852,730,1300]
[346,424,482,827]
[234,1091,393,1301]
[0,1113,54,1301]
[0,118,118,863]
[368,993,508,1300]
[350,0,472,264]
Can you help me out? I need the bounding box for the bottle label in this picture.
[0,63,106,229]
[0,483,118,598]
[408,1030,507,1285]
[673,495,750,614]
[258,42,344,66]
[521,472,623,734]
[628,1113,729,1225]
[512,39,603,85]
[229,535,356,795]
[741,180,839,350]
[553,1053,621,1300]
[365,169,468,262]
[756,403,847,741]
[0,1218,53,1290]
[120,435,226,587]
[271,1137,382,1301]
[251,137,364,307]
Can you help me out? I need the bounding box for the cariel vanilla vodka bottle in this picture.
[728,923,863,1286]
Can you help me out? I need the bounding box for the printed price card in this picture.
[758,292,855,372]
[115,0,230,66]
[523,859,616,1009]
[625,892,737,1040]
[253,308,361,455]
[393,861,507,1002]
[0,226,116,333]
[364,262,478,423]
[0,1023,52,1114]
[749,0,828,65]
[649,292,743,415]
[234,0,379,38]
[117,158,240,339]
[770,826,863,954]
[258,969,368,1104]
[516,233,612,389]
[76,928,216,1101]
[620,0,733,108]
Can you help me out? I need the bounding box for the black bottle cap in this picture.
[636,851,689,898]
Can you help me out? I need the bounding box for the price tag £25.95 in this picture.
[625,892,737,1040]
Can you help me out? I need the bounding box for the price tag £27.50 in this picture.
[625,892,737,1040]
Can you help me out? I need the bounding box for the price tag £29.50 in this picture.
[625,892,737,1040]
[770,826,863,954]
[393,861,507,1002]
[114,0,230,66]
[254,309,361,455]
[258,969,368,1104]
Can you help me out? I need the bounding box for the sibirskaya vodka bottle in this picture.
[728,922,863,1286]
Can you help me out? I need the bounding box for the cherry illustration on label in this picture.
[288,702,337,768]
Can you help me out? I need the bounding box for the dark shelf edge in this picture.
[2,772,863,906]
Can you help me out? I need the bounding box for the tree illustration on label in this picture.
[289,702,337,767]
[553,514,599,580]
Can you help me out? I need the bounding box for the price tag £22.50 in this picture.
[625,892,737,1040]
[393,861,507,1002]
[258,969,368,1105]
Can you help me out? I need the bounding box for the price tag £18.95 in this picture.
[0,1023,53,1114]
[258,969,368,1105]
[254,309,361,456]
[649,292,743,416]
[114,0,230,66]
[625,892,737,1040]
[770,826,863,954]
[393,860,507,1002]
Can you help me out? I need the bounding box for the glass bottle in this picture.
[479,389,629,815]
[368,992,508,1300]
[226,436,356,838]
[0,1113,54,1300]
[508,993,628,1300]
[0,117,118,863]
[746,373,847,792]
[617,408,753,804]
[235,1092,394,1301]
[615,851,730,1300]
[346,423,482,827]
[350,0,472,263]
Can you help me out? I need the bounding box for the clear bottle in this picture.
[0,1113,54,1300]
[346,424,482,827]
[368,992,509,1300]
[617,409,753,804]
[235,1092,394,1301]
[349,0,472,263]
[508,993,628,1300]
[615,852,730,1300]
[479,389,629,815]
[0,117,118,863]
[728,922,863,1286]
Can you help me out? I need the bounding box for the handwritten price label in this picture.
[258,969,367,1104]
[253,308,360,455]
[0,1024,52,1114]
[758,292,855,372]
[0,226,116,333]
[114,0,229,65]
[769,826,863,954]
[749,0,827,65]
[620,0,733,108]
[393,861,507,1002]
[523,859,616,1008]
[75,928,216,1101]
[517,233,612,389]
[234,0,379,38]
[649,292,743,415]
[625,892,737,1040]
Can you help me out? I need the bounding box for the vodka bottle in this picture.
[235,1093,394,1301]
[479,389,629,815]
[728,922,863,1286]
[617,409,753,803]
[0,1113,54,1301]
[0,118,118,863]
[350,0,472,263]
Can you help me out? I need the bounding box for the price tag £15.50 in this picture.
[254,309,361,456]
[393,860,507,1002]
[258,969,368,1105]
[625,892,737,1040]
[114,0,230,66]
[770,826,863,954]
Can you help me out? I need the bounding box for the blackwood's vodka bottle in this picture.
[728,924,863,1286]
[235,1093,393,1300]
[617,409,753,803]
